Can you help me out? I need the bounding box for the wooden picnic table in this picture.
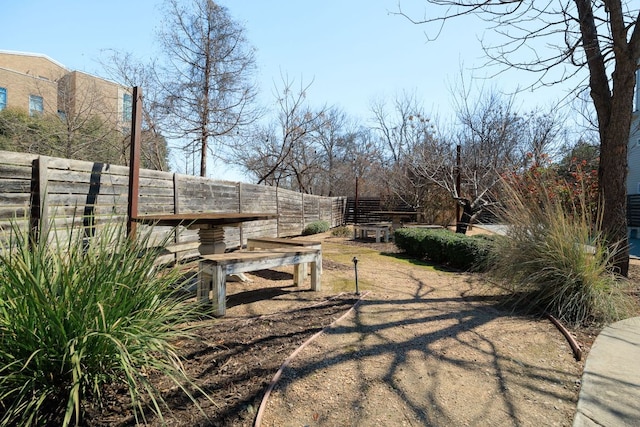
[376,211,420,230]
[353,222,392,243]
[132,212,276,255]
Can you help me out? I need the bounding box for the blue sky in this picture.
[4,0,567,118]
[4,0,577,177]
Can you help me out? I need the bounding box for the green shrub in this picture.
[394,227,495,271]
[490,179,636,326]
[331,225,352,238]
[0,219,207,426]
[302,220,330,235]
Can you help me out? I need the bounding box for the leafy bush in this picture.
[302,220,330,235]
[331,225,352,238]
[490,178,636,326]
[394,227,495,271]
[0,219,206,426]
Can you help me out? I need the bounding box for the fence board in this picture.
[0,150,346,251]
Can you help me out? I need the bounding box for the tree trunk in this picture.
[455,199,472,234]
[596,65,636,276]
[574,0,636,277]
[599,94,633,277]
[200,138,207,177]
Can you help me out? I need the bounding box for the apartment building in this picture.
[626,67,640,196]
[0,50,131,131]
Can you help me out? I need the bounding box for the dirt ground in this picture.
[87,227,638,427]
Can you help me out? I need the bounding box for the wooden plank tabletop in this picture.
[132,212,276,227]
[201,247,320,264]
[247,237,321,246]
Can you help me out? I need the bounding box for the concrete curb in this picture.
[573,316,640,426]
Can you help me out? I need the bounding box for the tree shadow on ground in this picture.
[265,273,581,426]
[379,250,477,273]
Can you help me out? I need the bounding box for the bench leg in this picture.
[374,229,381,243]
[310,254,321,291]
[211,265,227,317]
[384,229,389,243]
[293,263,302,286]
[293,262,308,284]
[197,264,211,302]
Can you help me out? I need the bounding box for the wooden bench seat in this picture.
[246,236,321,250]
[198,248,322,316]
[246,237,322,275]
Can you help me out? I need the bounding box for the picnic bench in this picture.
[246,237,322,275]
[198,247,322,316]
[246,236,321,251]
[353,222,392,243]
[376,211,420,230]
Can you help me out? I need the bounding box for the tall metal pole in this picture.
[455,144,461,222]
[127,86,142,239]
[354,176,359,224]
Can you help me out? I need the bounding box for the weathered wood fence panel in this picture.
[0,151,37,235]
[277,188,304,237]
[303,194,320,226]
[0,150,347,250]
[239,183,279,244]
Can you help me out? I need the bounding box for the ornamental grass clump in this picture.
[490,178,636,327]
[0,218,207,426]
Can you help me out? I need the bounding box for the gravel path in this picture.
[259,238,584,427]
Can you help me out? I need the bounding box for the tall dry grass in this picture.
[489,179,636,326]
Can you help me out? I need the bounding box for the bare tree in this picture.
[341,128,385,197]
[0,79,124,165]
[158,0,260,177]
[408,89,562,233]
[371,91,427,165]
[398,0,639,273]
[370,91,444,213]
[233,76,330,193]
[55,76,120,161]
[100,50,170,170]
[311,106,350,196]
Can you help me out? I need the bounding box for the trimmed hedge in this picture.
[394,227,495,271]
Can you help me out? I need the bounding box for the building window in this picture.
[123,93,132,122]
[0,88,6,110]
[29,95,43,116]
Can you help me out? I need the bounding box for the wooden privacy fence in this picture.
[0,150,347,251]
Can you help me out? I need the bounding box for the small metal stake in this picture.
[352,256,359,295]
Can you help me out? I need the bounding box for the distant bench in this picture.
[353,223,392,243]
[198,247,322,316]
